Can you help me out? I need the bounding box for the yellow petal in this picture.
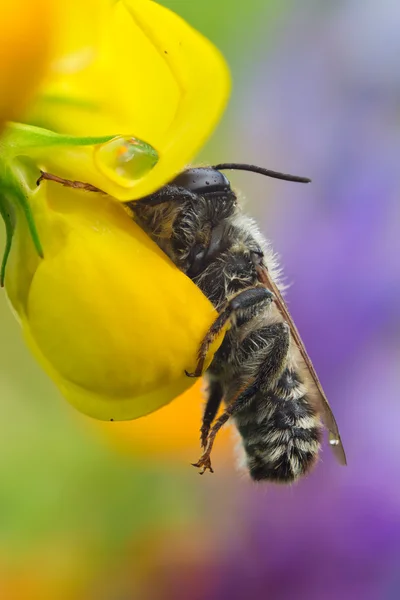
[0,0,53,130]
[26,0,230,200]
[6,182,223,420]
[93,381,233,457]
[1,1,230,421]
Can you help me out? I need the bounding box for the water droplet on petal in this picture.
[94,136,158,188]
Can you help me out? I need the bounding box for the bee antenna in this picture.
[212,163,311,184]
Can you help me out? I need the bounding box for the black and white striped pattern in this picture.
[235,368,322,482]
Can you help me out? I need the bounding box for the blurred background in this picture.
[1,0,400,598]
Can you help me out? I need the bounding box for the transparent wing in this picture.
[256,264,347,466]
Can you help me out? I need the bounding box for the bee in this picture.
[129,164,346,483]
[38,163,346,483]
[128,163,346,483]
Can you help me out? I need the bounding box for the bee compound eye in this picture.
[171,168,231,194]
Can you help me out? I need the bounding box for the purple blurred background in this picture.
[0,1,399,598]
[197,2,400,598]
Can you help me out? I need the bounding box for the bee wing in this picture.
[256,264,347,466]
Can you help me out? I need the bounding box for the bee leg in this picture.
[200,380,224,449]
[186,287,274,378]
[193,322,290,474]
[193,382,257,474]
[36,171,104,193]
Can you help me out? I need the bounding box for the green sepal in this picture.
[0,196,14,287]
[0,123,116,158]
[10,181,44,259]
[0,157,44,282]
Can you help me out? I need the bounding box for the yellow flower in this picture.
[6,180,223,420]
[0,0,230,420]
[25,0,230,200]
[0,0,53,130]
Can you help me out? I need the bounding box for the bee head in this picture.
[132,163,310,212]
[171,168,231,195]
[171,164,311,196]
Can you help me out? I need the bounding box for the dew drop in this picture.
[94,136,158,188]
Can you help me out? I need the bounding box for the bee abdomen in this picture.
[236,369,322,483]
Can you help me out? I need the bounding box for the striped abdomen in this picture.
[235,367,322,482]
